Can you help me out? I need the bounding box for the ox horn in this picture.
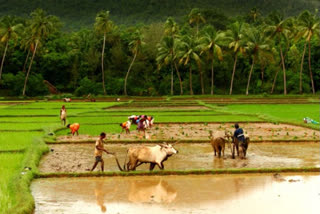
[171,141,179,145]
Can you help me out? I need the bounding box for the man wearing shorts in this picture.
[90,132,114,172]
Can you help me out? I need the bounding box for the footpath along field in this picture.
[0,97,319,214]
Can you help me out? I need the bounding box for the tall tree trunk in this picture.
[124,52,137,96]
[229,53,238,95]
[196,22,199,38]
[23,40,39,96]
[22,49,31,73]
[170,62,173,95]
[246,58,255,96]
[271,68,280,94]
[210,56,214,95]
[174,62,183,95]
[0,40,9,83]
[199,64,204,95]
[189,66,193,95]
[308,41,315,94]
[261,64,265,89]
[101,33,107,95]
[279,43,287,95]
[299,42,307,94]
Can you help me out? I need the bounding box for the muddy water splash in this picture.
[32,173,320,214]
[40,142,320,173]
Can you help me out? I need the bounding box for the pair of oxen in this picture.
[210,131,250,159]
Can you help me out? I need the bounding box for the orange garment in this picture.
[121,122,127,129]
[70,123,80,134]
[147,116,152,121]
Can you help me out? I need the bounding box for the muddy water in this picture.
[31,173,320,214]
[40,143,320,173]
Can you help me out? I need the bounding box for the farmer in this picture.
[91,132,114,172]
[128,115,139,125]
[146,116,154,128]
[60,105,67,125]
[120,120,131,134]
[234,123,245,145]
[137,116,146,134]
[66,123,80,136]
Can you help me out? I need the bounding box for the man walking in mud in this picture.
[90,132,114,172]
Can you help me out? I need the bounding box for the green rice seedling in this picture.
[0,132,43,151]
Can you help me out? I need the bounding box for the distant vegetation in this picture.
[0,0,319,28]
[0,4,319,96]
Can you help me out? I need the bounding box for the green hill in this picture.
[0,0,319,29]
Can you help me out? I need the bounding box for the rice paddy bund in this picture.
[0,97,319,214]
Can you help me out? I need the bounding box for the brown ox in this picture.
[209,133,226,158]
[231,136,250,159]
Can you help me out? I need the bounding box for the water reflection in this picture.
[95,181,107,213]
[128,180,177,203]
[32,174,320,214]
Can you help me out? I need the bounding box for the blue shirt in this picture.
[234,128,245,141]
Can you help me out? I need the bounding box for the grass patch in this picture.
[35,167,320,178]
[0,132,44,151]
[79,111,220,116]
[0,123,59,131]
[55,124,120,136]
[66,114,261,124]
[10,102,119,109]
[0,153,24,212]
[211,104,320,129]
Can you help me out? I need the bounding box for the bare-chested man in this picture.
[90,132,114,172]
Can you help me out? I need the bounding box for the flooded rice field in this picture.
[40,142,320,173]
[56,122,319,142]
[31,173,320,214]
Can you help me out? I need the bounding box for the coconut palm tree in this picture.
[243,27,271,95]
[159,17,183,95]
[225,21,246,95]
[156,36,183,95]
[198,25,224,95]
[249,7,261,23]
[94,11,113,95]
[0,16,23,84]
[188,8,206,37]
[296,10,320,94]
[124,30,144,96]
[22,9,60,96]
[265,13,291,95]
[164,17,179,37]
[177,35,202,95]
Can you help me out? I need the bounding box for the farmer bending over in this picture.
[120,120,131,134]
[60,105,67,126]
[91,132,114,172]
[67,123,80,136]
[234,123,245,145]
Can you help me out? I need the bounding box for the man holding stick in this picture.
[90,132,115,172]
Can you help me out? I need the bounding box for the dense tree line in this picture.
[0,0,319,29]
[0,8,319,96]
